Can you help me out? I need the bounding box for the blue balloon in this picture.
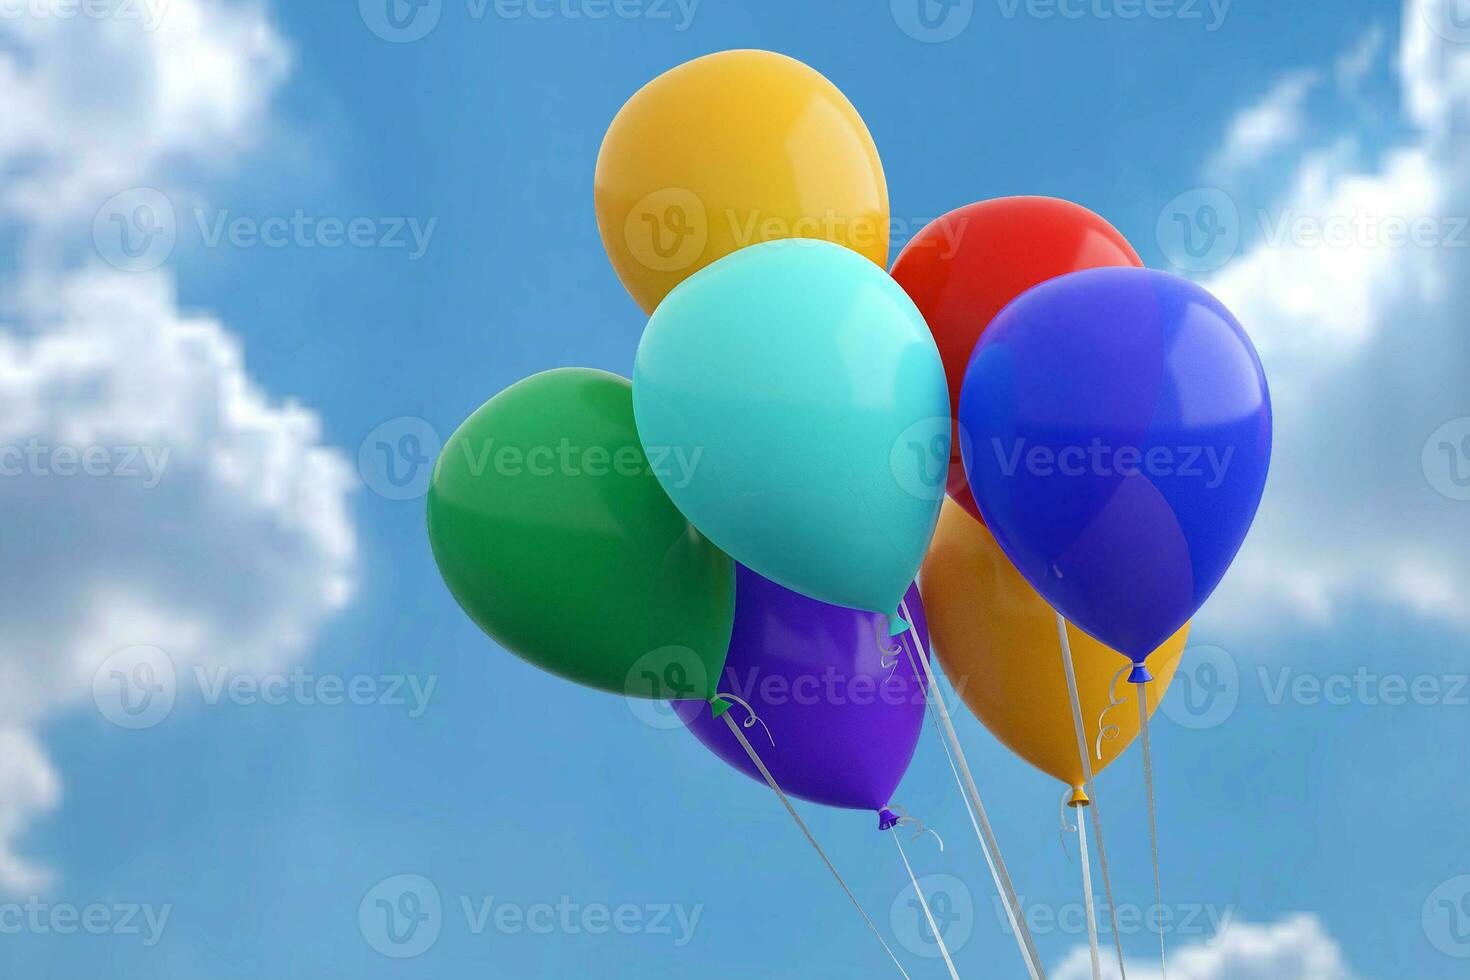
[633,240,949,618]
[958,268,1271,676]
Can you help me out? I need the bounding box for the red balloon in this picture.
[891,197,1142,521]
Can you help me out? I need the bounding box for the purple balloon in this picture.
[675,566,928,827]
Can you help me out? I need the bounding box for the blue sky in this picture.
[2,1,1468,977]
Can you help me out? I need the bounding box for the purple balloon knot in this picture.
[878,807,900,831]
[1128,662,1154,685]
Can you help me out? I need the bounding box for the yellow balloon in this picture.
[594,50,890,314]
[920,501,1189,804]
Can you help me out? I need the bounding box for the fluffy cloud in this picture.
[1198,0,1470,634]
[0,2,354,890]
[1054,914,1356,980]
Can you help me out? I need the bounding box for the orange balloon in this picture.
[920,501,1188,802]
[594,50,889,314]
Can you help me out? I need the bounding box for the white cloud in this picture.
[1335,25,1385,95]
[0,0,289,228]
[0,2,355,890]
[1198,0,1470,635]
[1206,70,1320,180]
[1054,915,1356,980]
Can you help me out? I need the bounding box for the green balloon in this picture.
[427,368,734,701]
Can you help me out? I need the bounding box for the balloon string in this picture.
[715,691,775,747]
[1055,614,1104,980]
[899,597,1048,980]
[892,829,962,980]
[1093,665,1133,760]
[720,711,913,980]
[1087,791,1128,980]
[1074,799,1103,980]
[1056,613,1129,979]
[1139,690,1168,978]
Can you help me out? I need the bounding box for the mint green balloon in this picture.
[632,240,949,617]
[427,369,735,700]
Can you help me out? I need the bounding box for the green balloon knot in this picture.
[710,696,733,719]
[887,612,909,636]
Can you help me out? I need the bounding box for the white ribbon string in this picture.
[1139,690,1168,978]
[1056,613,1129,979]
[1087,792,1129,980]
[900,597,1048,980]
[1056,614,1102,980]
[892,830,961,980]
[720,711,913,980]
[1074,800,1103,980]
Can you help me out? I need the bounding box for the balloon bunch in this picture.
[429,48,1271,979]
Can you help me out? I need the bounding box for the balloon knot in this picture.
[1128,662,1154,685]
[1068,786,1091,809]
[878,807,900,831]
[710,696,732,719]
[887,612,909,637]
